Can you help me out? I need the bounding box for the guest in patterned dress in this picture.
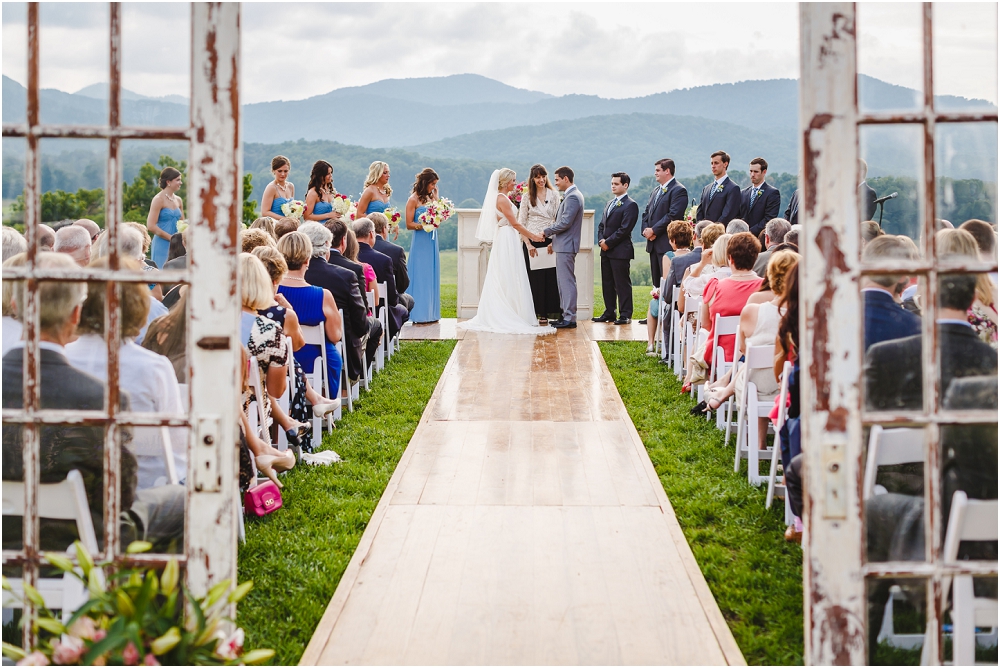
[261,155,295,221]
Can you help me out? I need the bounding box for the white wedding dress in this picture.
[459,171,556,336]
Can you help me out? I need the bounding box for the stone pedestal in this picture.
[455,208,594,320]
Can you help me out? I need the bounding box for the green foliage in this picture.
[122,155,187,223]
[243,173,258,224]
[1,542,272,666]
[868,175,997,238]
[598,342,804,665]
[237,341,456,665]
[11,188,105,227]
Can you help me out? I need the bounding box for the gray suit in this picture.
[542,185,584,322]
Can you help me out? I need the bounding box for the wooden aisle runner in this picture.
[301,327,745,665]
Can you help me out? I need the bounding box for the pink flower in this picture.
[143,655,160,666]
[52,636,85,665]
[122,642,139,666]
[17,652,50,666]
[93,629,107,642]
[214,628,244,661]
[68,616,97,641]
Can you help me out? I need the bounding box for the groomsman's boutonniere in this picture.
[713,182,725,195]
[614,199,623,208]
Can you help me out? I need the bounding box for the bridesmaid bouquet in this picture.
[684,203,699,226]
[417,197,455,233]
[383,207,403,233]
[280,199,305,220]
[331,193,353,217]
[510,181,526,207]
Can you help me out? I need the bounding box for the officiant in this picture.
[517,164,562,325]
[594,172,639,324]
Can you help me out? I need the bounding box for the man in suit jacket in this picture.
[861,236,921,351]
[2,253,142,551]
[739,157,782,237]
[865,272,997,411]
[697,150,742,226]
[752,217,792,276]
[541,166,585,328]
[640,158,688,288]
[594,172,639,324]
[325,223,370,313]
[784,189,799,226]
[370,214,414,313]
[301,222,382,381]
[354,217,408,337]
[859,159,878,221]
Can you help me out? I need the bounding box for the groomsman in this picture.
[739,157,781,236]
[640,158,688,289]
[697,150,741,225]
[785,189,800,225]
[594,172,640,324]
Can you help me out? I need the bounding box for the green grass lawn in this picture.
[598,341,804,666]
[236,340,456,665]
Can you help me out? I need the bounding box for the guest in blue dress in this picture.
[356,161,392,219]
[275,231,343,400]
[147,167,184,268]
[261,155,295,221]
[404,168,441,323]
[305,160,343,225]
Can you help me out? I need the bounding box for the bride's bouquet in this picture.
[280,199,305,220]
[383,206,403,233]
[331,193,353,217]
[510,181,526,208]
[417,197,455,233]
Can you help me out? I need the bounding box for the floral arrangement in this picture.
[417,198,455,233]
[1,541,273,667]
[382,207,403,233]
[510,181,526,208]
[331,193,353,217]
[684,204,698,226]
[279,199,305,220]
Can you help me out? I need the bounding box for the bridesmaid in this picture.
[147,166,183,269]
[404,168,441,323]
[260,155,294,220]
[356,161,391,217]
[304,160,340,224]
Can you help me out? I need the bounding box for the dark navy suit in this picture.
[863,288,921,351]
[357,241,408,337]
[784,189,799,226]
[739,181,781,236]
[697,176,741,226]
[640,179,688,287]
[597,194,639,319]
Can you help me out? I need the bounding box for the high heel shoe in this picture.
[312,401,338,418]
[681,382,692,394]
[255,455,284,489]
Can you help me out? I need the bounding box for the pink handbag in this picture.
[244,480,282,517]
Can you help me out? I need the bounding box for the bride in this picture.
[459,168,556,335]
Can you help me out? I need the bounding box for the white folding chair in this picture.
[366,289,386,372]
[944,491,999,666]
[766,360,793,524]
[2,471,99,621]
[377,281,397,359]
[300,323,340,432]
[732,344,777,486]
[862,426,924,501]
[677,295,702,379]
[653,278,670,359]
[696,314,739,413]
[246,359,270,444]
[668,288,683,366]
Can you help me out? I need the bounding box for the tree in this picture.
[243,172,258,224]
[122,156,188,223]
[11,188,105,227]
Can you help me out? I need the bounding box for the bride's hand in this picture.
[529,248,538,258]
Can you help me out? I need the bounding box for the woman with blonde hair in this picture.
[260,155,295,221]
[937,228,998,346]
[249,216,277,240]
[356,160,391,219]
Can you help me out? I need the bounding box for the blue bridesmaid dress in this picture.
[406,204,440,323]
[150,207,181,268]
[270,196,292,217]
[313,200,333,220]
[365,199,388,216]
[277,284,342,399]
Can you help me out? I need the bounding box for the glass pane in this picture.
[935,122,998,230]
[2,137,26,231]
[121,3,189,128]
[858,124,926,249]
[942,576,1000,664]
[863,274,926,411]
[39,137,107,257]
[857,3,924,113]
[118,425,186,556]
[2,2,28,125]
[121,138,189,268]
[864,425,926,563]
[935,273,998,408]
[868,577,928,665]
[39,2,109,125]
[933,3,998,114]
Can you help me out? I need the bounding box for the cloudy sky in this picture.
[2,2,996,105]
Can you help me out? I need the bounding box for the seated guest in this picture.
[160,227,189,310]
[276,232,344,399]
[249,216,278,241]
[679,224,727,312]
[2,253,26,356]
[53,225,92,267]
[65,257,186,490]
[960,218,997,267]
[861,220,883,248]
[682,232,763,391]
[3,252,183,552]
[938,228,998,346]
[142,289,188,384]
[662,220,694,291]
[368,211,414,312]
[326,222,370,312]
[784,225,801,248]
[37,223,56,251]
[241,227,276,254]
[275,217,300,240]
[862,235,921,350]
[354,217,408,337]
[344,227,380,309]
[865,268,998,411]
[3,226,26,260]
[752,218,792,276]
[726,219,750,234]
[73,218,101,244]
[299,221,382,382]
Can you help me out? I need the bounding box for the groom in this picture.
[541,166,584,329]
